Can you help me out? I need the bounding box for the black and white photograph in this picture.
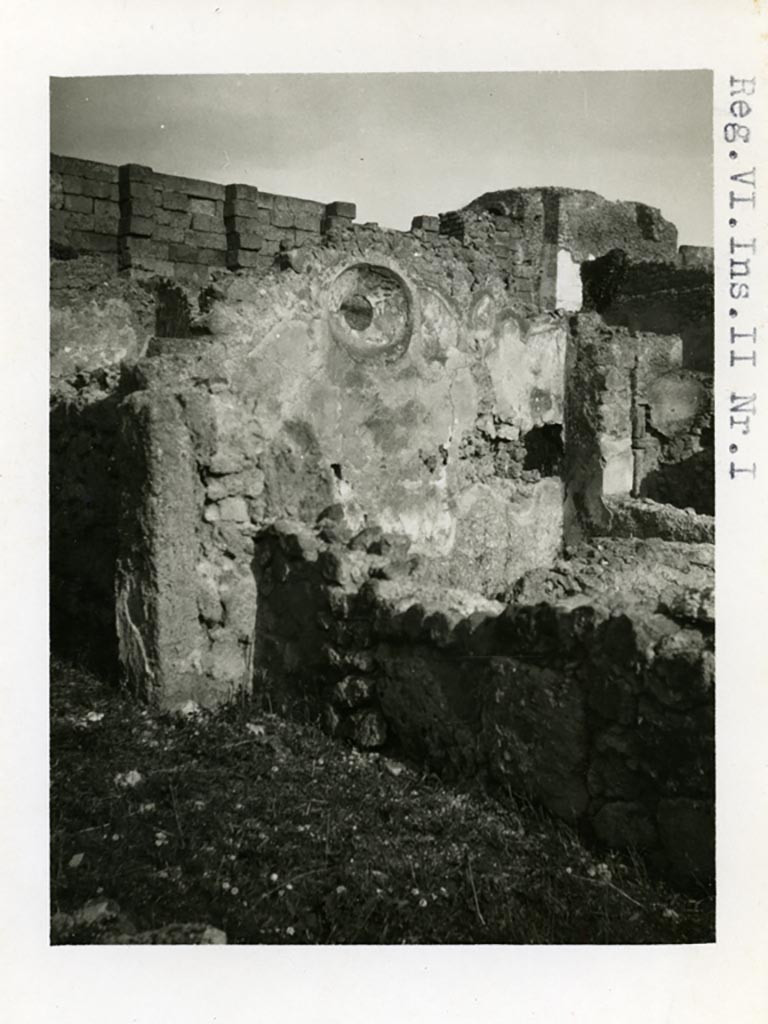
[48,69,716,946]
[1,2,766,1021]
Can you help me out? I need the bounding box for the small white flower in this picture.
[231,886,239,896]
[286,926,295,937]
[85,711,104,723]
[246,722,265,737]
[178,700,201,718]
[269,872,279,882]
[419,898,428,908]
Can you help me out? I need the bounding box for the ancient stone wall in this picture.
[581,248,714,371]
[253,521,714,882]
[454,187,681,313]
[49,157,715,881]
[51,154,356,285]
[112,239,569,704]
[562,312,709,538]
[50,257,158,672]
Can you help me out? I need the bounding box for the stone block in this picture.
[152,172,225,200]
[294,210,323,233]
[155,223,186,244]
[189,197,217,218]
[61,174,83,195]
[481,660,589,822]
[121,197,156,219]
[225,205,271,226]
[119,215,155,238]
[119,162,154,183]
[50,209,90,235]
[332,675,376,709]
[92,213,119,236]
[191,213,223,234]
[163,190,190,212]
[227,230,264,252]
[644,628,712,709]
[64,194,93,214]
[93,197,120,219]
[184,229,227,250]
[118,236,169,262]
[348,709,387,749]
[81,179,114,200]
[67,230,118,254]
[411,215,439,232]
[424,609,462,647]
[271,207,295,229]
[115,391,205,708]
[119,181,156,205]
[169,243,202,264]
[52,154,119,183]
[227,249,261,269]
[326,201,356,219]
[217,496,249,522]
[225,182,260,203]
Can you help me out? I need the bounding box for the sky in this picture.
[50,70,713,245]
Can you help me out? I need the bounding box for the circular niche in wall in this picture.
[327,262,416,362]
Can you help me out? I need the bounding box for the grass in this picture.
[50,659,714,944]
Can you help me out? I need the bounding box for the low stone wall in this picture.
[253,521,714,882]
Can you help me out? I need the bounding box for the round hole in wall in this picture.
[327,261,416,362]
[340,294,374,331]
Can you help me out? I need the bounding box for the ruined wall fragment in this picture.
[254,522,714,882]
